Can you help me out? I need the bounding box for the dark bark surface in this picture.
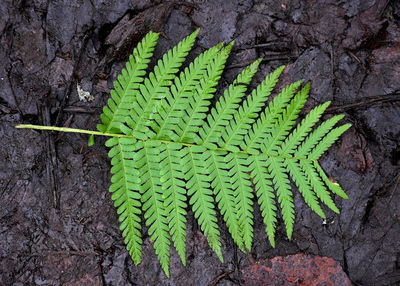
[1,0,399,285]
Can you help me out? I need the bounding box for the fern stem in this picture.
[16,124,322,163]
[16,124,134,138]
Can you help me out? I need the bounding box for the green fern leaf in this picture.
[177,43,233,143]
[314,161,349,199]
[155,43,224,140]
[105,137,143,264]
[242,79,304,154]
[280,100,331,155]
[159,143,188,265]
[220,66,285,152]
[267,156,295,238]
[308,124,351,160]
[249,155,277,247]
[126,30,200,139]
[285,158,326,218]
[261,83,309,155]
[302,160,340,213]
[136,140,171,277]
[199,59,262,148]
[97,32,159,134]
[18,30,352,277]
[226,152,254,251]
[182,146,223,261]
[207,150,244,250]
[296,114,345,158]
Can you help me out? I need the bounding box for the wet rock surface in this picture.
[1,0,399,285]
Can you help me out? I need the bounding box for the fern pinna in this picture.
[17,30,351,277]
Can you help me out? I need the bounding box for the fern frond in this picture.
[267,157,295,238]
[220,66,285,152]
[199,59,262,148]
[261,83,309,155]
[182,146,223,262]
[207,150,243,250]
[280,100,331,155]
[105,137,143,264]
[285,158,326,218]
[296,115,345,158]
[159,143,187,265]
[126,30,200,139]
[19,31,352,277]
[136,141,171,277]
[308,124,351,160]
[302,160,339,213]
[177,43,233,143]
[249,155,277,247]
[242,80,304,154]
[226,152,254,251]
[97,32,159,134]
[314,161,348,199]
[155,43,224,140]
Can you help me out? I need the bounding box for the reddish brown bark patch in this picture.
[242,254,352,286]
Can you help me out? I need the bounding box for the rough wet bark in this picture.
[1,0,399,285]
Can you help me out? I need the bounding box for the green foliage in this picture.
[97,30,351,276]
[18,30,351,277]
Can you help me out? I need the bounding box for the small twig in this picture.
[326,93,400,113]
[377,0,391,18]
[171,1,199,9]
[227,55,297,69]
[41,104,60,209]
[63,106,97,113]
[330,44,335,83]
[208,271,234,286]
[233,41,290,51]
[7,72,23,115]
[47,250,100,257]
[387,173,400,206]
[347,51,369,73]
[56,114,74,142]
[30,250,100,257]
[247,253,256,264]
